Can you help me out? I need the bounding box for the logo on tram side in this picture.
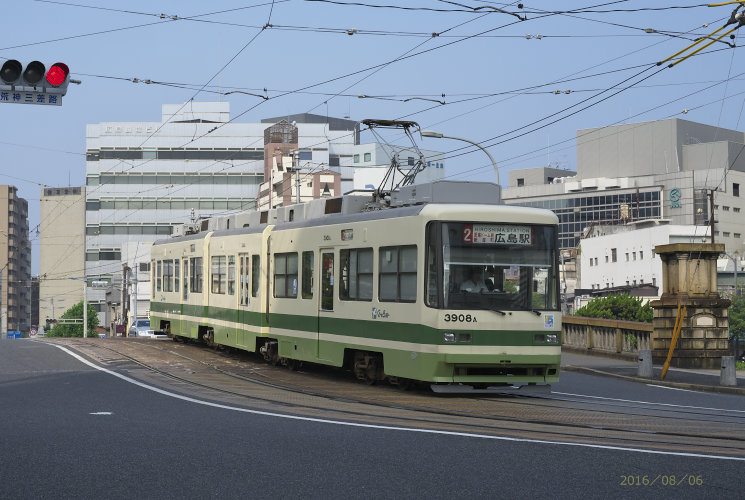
[372,307,390,319]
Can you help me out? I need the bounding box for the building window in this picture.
[735,233,741,239]
[723,206,730,211]
[633,280,637,286]
[632,252,636,261]
[605,255,609,263]
[611,248,617,262]
[517,178,525,187]
[734,183,740,197]
[723,232,730,238]
[735,207,741,213]
[364,152,371,162]
[626,281,630,286]
[652,277,657,286]
[340,248,373,301]
[353,154,359,163]
[274,253,298,298]
[625,253,629,262]
[639,250,644,260]
[379,245,417,302]
[589,259,593,267]
[408,157,414,166]
[594,257,598,265]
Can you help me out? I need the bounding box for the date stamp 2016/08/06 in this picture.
[620,475,703,487]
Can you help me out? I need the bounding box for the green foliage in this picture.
[729,295,745,337]
[574,294,653,323]
[46,301,99,338]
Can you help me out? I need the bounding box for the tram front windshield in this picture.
[428,222,559,311]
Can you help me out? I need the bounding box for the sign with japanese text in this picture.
[463,224,532,245]
[0,91,62,106]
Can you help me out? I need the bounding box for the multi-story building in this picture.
[84,103,445,322]
[0,185,31,333]
[38,186,85,326]
[503,118,745,254]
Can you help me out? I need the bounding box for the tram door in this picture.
[318,250,334,360]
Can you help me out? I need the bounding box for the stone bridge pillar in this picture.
[651,243,730,369]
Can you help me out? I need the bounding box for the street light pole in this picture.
[82,280,87,338]
[420,130,500,186]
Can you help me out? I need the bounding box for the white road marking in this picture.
[553,391,745,413]
[89,412,113,415]
[50,343,745,462]
[645,384,699,393]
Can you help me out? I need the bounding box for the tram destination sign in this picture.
[463,224,532,245]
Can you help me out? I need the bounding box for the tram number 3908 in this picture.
[444,313,477,323]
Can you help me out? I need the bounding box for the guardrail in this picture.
[562,316,652,357]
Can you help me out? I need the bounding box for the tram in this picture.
[149,181,561,392]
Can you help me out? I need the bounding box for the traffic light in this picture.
[0,59,71,105]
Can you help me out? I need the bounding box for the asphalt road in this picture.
[1,339,743,499]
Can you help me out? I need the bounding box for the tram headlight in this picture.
[443,333,456,343]
[546,334,558,344]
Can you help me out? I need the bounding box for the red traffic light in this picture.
[46,62,69,87]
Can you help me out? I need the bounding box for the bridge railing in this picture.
[562,316,652,357]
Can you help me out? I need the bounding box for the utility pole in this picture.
[122,265,130,337]
[708,189,715,244]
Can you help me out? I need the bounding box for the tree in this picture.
[46,301,98,337]
[730,295,745,339]
[574,294,653,323]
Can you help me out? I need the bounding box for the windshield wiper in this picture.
[488,306,507,316]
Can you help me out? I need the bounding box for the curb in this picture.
[562,365,745,396]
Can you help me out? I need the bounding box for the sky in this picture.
[2,0,745,274]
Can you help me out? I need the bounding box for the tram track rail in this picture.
[43,338,745,458]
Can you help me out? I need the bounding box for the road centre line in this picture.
[49,343,745,462]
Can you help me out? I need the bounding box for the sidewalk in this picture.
[561,349,745,395]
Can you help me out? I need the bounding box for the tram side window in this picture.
[174,259,180,293]
[274,252,298,298]
[151,260,156,298]
[379,245,417,302]
[182,259,188,300]
[302,251,314,299]
[156,260,162,292]
[227,256,236,296]
[239,253,249,305]
[251,255,260,297]
[340,248,373,301]
[163,259,174,292]
[190,257,203,293]
[211,256,226,294]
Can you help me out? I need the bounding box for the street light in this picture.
[39,297,65,324]
[724,251,741,297]
[420,130,500,186]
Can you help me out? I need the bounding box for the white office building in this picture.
[85,103,446,321]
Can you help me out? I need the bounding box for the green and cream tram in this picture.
[150,182,561,392]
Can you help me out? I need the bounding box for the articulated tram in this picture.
[149,181,561,392]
